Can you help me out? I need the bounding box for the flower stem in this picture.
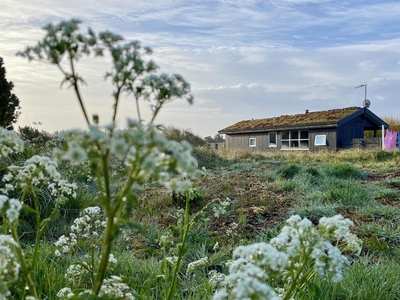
[92,210,115,295]
[166,196,191,300]
[11,227,38,299]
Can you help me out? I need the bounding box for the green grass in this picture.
[9,143,400,299]
[297,258,400,300]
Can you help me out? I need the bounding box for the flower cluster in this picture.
[208,270,226,289]
[54,121,197,192]
[213,214,362,300]
[0,195,22,224]
[0,127,24,157]
[0,235,20,299]
[64,263,90,284]
[186,257,208,275]
[56,287,74,299]
[55,206,106,254]
[99,275,135,300]
[1,155,77,201]
[212,198,231,218]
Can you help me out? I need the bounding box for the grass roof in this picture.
[219,107,361,133]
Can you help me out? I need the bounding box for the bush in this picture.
[161,126,206,147]
[18,125,52,146]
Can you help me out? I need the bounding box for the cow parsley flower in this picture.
[55,206,106,254]
[56,287,75,299]
[214,214,362,300]
[0,128,24,157]
[186,257,208,275]
[2,155,77,201]
[0,235,20,299]
[5,198,22,223]
[99,275,136,300]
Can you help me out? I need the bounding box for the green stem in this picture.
[135,96,142,122]
[31,194,41,267]
[282,250,312,300]
[92,209,115,295]
[69,56,91,127]
[11,227,38,299]
[91,246,95,284]
[166,196,191,300]
[112,85,123,124]
[101,153,112,212]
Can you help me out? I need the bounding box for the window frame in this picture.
[268,132,277,147]
[249,138,256,147]
[314,135,326,146]
[281,130,309,150]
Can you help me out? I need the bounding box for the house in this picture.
[218,107,389,152]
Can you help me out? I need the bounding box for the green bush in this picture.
[18,125,52,146]
[161,126,206,147]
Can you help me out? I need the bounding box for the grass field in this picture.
[4,139,400,299]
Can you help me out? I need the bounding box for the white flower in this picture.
[0,195,8,210]
[215,214,362,300]
[57,287,74,298]
[186,257,208,275]
[108,253,118,265]
[0,128,24,158]
[99,275,136,299]
[0,234,21,298]
[5,198,22,223]
[165,256,178,265]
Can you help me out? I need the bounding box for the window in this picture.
[281,130,309,150]
[315,135,326,146]
[249,138,256,147]
[269,132,277,147]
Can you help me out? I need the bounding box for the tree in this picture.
[213,133,225,142]
[0,57,21,130]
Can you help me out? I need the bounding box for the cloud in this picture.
[1,0,400,138]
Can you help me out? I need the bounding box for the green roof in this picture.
[219,107,361,133]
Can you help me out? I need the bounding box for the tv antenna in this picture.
[355,83,370,108]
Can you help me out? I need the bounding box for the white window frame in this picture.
[268,132,277,147]
[249,138,256,147]
[281,130,309,150]
[315,135,326,146]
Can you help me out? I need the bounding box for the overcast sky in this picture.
[1,0,400,137]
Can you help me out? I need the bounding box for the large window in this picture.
[281,130,309,150]
[269,132,277,147]
[249,138,256,147]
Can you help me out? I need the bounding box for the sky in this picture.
[1,0,400,138]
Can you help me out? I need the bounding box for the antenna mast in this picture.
[355,83,371,108]
[355,83,367,100]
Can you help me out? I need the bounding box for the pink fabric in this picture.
[384,130,397,150]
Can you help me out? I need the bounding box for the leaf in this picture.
[21,204,36,214]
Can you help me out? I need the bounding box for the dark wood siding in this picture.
[308,128,337,152]
[225,132,281,152]
[337,115,367,148]
[226,128,337,152]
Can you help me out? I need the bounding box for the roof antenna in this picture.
[355,83,370,108]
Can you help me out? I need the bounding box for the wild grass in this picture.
[9,136,400,299]
[297,258,400,300]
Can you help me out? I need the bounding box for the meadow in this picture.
[2,132,400,299]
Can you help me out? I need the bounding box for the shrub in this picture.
[161,126,206,147]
